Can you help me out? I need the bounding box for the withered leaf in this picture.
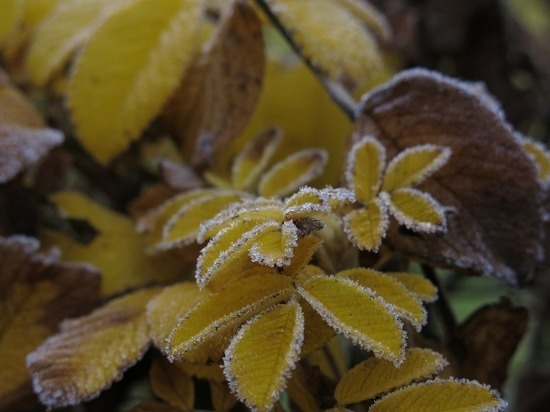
[0,71,63,183]
[27,287,160,408]
[130,401,183,412]
[457,298,528,391]
[354,68,542,284]
[164,0,265,166]
[0,235,100,411]
[150,357,194,411]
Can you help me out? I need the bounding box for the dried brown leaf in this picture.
[354,68,542,284]
[0,72,63,183]
[0,235,100,411]
[27,287,160,408]
[164,0,265,166]
[457,298,528,390]
[150,357,194,411]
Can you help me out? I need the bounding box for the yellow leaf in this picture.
[223,302,304,412]
[386,272,438,302]
[298,275,405,364]
[165,0,265,165]
[0,236,99,411]
[284,186,330,220]
[343,199,388,252]
[346,136,385,203]
[196,199,283,243]
[369,378,507,412]
[384,188,446,232]
[146,282,209,351]
[338,268,426,331]
[335,348,448,404]
[162,190,244,249]
[382,145,451,192]
[150,357,194,411]
[27,287,160,408]
[283,236,322,277]
[180,362,225,382]
[69,0,201,164]
[22,0,62,28]
[258,149,328,197]
[249,221,298,267]
[196,220,281,290]
[25,0,136,85]
[167,274,294,361]
[338,0,391,41]
[522,138,550,183]
[41,191,184,296]
[137,188,216,249]
[263,0,382,90]
[0,0,22,44]
[232,126,282,191]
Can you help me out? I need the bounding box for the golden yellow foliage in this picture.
[522,137,550,183]
[335,348,448,405]
[41,191,185,296]
[69,0,201,164]
[0,0,22,44]
[224,302,304,412]
[369,378,507,412]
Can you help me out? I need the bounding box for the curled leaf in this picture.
[0,236,99,411]
[27,287,160,408]
[355,68,542,284]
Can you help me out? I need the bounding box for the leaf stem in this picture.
[253,0,356,119]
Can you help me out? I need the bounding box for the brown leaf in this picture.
[27,287,160,408]
[159,159,206,191]
[129,401,183,412]
[0,71,63,183]
[163,0,265,166]
[457,298,528,391]
[0,235,100,411]
[354,68,542,284]
[150,357,194,411]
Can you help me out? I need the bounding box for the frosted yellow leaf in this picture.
[298,275,405,364]
[137,188,216,248]
[150,357,194,411]
[258,149,328,197]
[386,272,438,302]
[22,0,62,28]
[162,190,244,249]
[284,186,330,220]
[232,127,282,191]
[263,0,382,90]
[369,378,507,412]
[27,287,160,408]
[522,138,550,183]
[249,221,298,267]
[300,300,334,356]
[146,282,209,351]
[384,188,446,232]
[167,274,294,360]
[338,0,391,41]
[197,199,283,242]
[69,0,201,164]
[0,236,99,411]
[338,268,426,331]
[335,348,448,405]
[210,380,238,412]
[343,199,388,252]
[346,136,385,203]
[196,220,276,289]
[382,145,451,192]
[41,191,184,296]
[25,0,136,85]
[0,0,22,44]
[223,302,304,412]
[283,236,322,277]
